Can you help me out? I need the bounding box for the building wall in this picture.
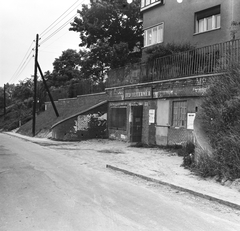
[52,103,107,141]
[142,0,240,60]
[167,97,203,145]
[107,76,208,146]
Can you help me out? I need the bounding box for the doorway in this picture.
[131,106,143,142]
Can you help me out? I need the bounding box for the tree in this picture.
[79,41,111,82]
[48,49,82,87]
[70,0,143,69]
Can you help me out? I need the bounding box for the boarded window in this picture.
[172,101,187,127]
[109,107,127,130]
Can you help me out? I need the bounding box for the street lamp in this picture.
[177,0,183,3]
[127,0,133,3]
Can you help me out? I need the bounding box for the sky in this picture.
[0,0,90,88]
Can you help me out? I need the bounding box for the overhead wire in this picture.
[39,0,86,46]
[8,0,88,84]
[40,0,80,38]
[8,41,35,83]
[39,12,78,46]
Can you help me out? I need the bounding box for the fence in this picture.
[106,39,240,88]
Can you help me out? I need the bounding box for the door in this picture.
[156,100,170,145]
[131,106,143,142]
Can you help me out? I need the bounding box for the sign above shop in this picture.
[125,87,152,100]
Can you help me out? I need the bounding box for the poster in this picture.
[187,113,196,130]
[149,109,155,124]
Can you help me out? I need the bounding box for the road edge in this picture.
[106,164,240,211]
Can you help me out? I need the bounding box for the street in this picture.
[0,133,240,231]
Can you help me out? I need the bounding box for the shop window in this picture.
[109,107,127,130]
[172,101,187,127]
[195,5,221,33]
[144,23,164,47]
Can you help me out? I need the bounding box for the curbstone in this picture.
[106,164,240,211]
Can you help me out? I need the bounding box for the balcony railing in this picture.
[106,39,240,88]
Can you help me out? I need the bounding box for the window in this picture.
[172,101,187,127]
[109,107,127,130]
[141,0,160,8]
[195,5,221,33]
[144,23,164,47]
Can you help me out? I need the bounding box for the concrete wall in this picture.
[45,92,108,111]
[52,103,107,141]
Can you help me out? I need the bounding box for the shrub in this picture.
[179,141,195,168]
[193,149,220,178]
[198,63,240,180]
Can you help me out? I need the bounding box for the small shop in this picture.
[106,76,208,145]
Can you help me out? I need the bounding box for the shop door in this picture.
[131,106,143,142]
[156,100,170,145]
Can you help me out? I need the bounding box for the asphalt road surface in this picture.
[0,133,240,231]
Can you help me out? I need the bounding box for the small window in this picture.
[144,23,164,47]
[172,101,187,128]
[141,0,160,8]
[195,5,221,33]
[109,107,127,130]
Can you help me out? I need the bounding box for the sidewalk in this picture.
[5,131,240,210]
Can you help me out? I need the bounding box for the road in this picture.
[0,133,240,231]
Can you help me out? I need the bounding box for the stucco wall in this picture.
[142,0,240,60]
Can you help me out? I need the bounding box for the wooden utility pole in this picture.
[3,84,6,116]
[32,34,39,137]
[37,62,59,117]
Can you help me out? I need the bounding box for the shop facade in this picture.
[106,75,209,145]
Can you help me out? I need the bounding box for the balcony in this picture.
[106,39,240,88]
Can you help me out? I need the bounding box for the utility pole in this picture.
[32,34,39,137]
[3,84,6,117]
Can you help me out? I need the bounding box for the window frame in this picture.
[109,107,127,130]
[144,23,164,47]
[172,101,187,128]
[195,5,221,34]
[141,0,163,12]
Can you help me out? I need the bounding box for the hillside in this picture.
[17,92,108,137]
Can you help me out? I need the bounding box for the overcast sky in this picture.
[0,0,90,88]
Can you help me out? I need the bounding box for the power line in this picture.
[8,41,35,83]
[39,0,86,42]
[40,0,80,38]
[39,13,78,46]
[6,0,88,85]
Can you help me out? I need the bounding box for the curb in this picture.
[106,164,240,211]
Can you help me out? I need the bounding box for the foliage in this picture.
[0,78,47,131]
[46,49,82,87]
[192,149,220,178]
[69,0,143,76]
[230,21,240,40]
[79,42,111,82]
[70,0,143,50]
[198,64,240,179]
[145,42,195,63]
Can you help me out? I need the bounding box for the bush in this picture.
[193,149,220,178]
[178,141,195,168]
[198,63,240,180]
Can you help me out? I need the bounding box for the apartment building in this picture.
[106,0,240,146]
[142,0,240,60]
